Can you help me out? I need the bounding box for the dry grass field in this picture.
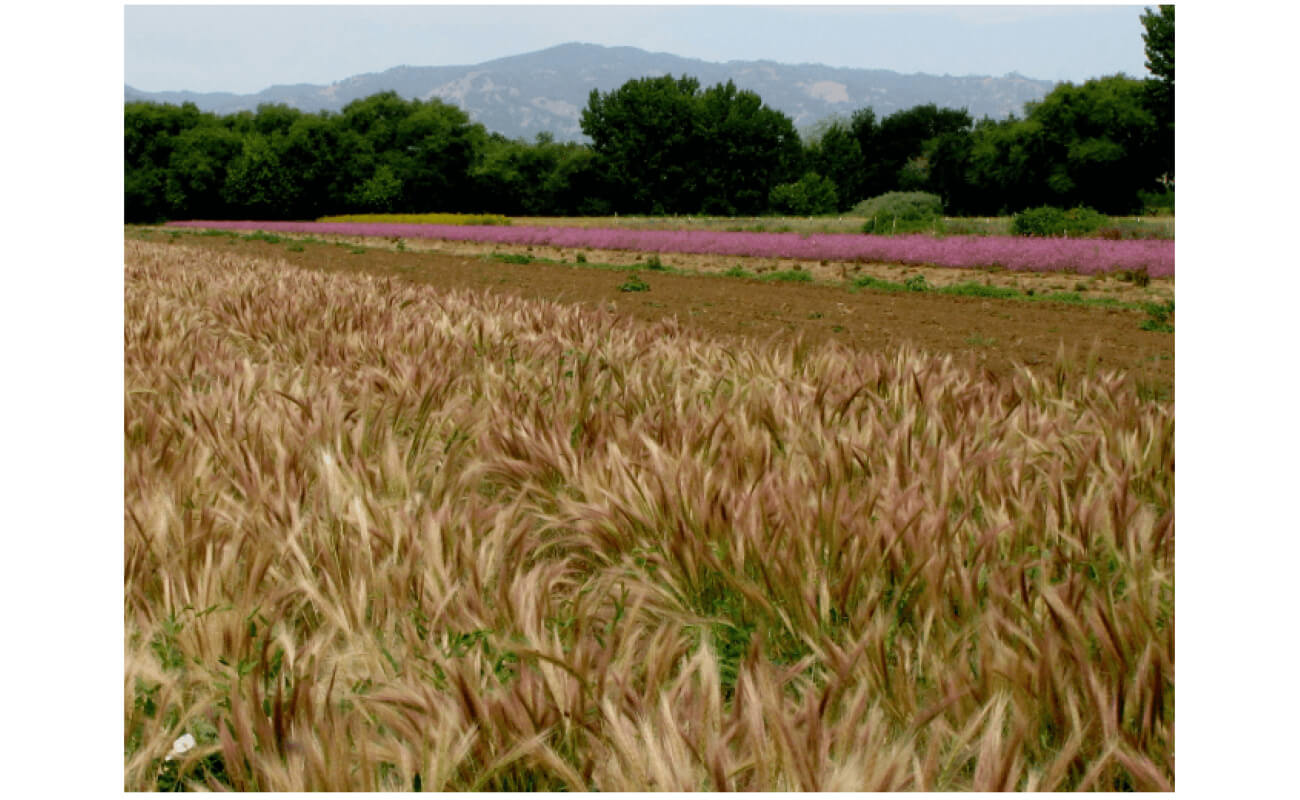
[125,239,1172,790]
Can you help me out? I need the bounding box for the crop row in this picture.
[166,220,1175,276]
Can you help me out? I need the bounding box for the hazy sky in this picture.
[124,3,1155,94]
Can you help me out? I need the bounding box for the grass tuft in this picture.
[617,273,651,292]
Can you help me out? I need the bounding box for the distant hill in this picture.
[124,42,1057,141]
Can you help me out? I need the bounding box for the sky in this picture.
[124,2,1155,94]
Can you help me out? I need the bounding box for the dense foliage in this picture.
[579,76,804,215]
[1141,5,1174,183]
[768,172,839,216]
[126,10,1172,222]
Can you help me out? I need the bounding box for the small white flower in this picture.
[165,733,196,762]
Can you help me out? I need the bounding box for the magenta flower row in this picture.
[166,221,1175,277]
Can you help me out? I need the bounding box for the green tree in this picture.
[847,108,886,199]
[125,101,205,221]
[1141,6,1174,88]
[1024,75,1161,212]
[543,143,612,216]
[390,99,486,211]
[768,172,839,215]
[341,91,413,155]
[348,163,403,213]
[471,134,561,215]
[875,104,973,194]
[581,75,704,213]
[964,114,1049,215]
[221,133,293,217]
[164,123,243,219]
[125,166,168,223]
[961,76,1163,214]
[581,75,800,215]
[697,80,802,214]
[251,103,304,137]
[1141,5,1174,181]
[921,128,977,213]
[276,114,367,219]
[804,118,865,209]
[336,92,486,213]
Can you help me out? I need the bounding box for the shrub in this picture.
[904,274,930,292]
[852,192,944,235]
[768,172,839,216]
[1116,266,1152,287]
[1011,206,1108,238]
[1138,188,1175,216]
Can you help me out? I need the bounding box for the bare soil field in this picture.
[133,228,1174,396]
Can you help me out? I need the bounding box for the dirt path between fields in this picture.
[137,230,1175,397]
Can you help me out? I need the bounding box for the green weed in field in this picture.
[492,252,534,265]
[965,333,998,347]
[938,282,1021,299]
[1139,300,1175,332]
[760,269,813,283]
[851,275,907,292]
[618,274,650,292]
[904,274,930,292]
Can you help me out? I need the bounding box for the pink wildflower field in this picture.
[166,220,1174,277]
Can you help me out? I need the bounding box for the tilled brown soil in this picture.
[137,230,1174,396]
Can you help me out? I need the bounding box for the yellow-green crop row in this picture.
[315,212,511,226]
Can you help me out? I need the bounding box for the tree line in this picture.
[126,6,1171,223]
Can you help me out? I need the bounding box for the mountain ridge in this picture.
[125,42,1058,140]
